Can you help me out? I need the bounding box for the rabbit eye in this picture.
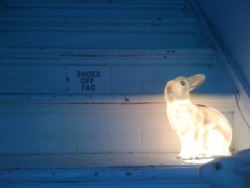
[213,162,222,171]
[180,81,186,86]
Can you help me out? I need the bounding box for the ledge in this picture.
[0,153,184,169]
[0,18,198,33]
[5,0,186,10]
[0,94,237,112]
[0,93,236,104]
[0,153,204,184]
[0,48,214,66]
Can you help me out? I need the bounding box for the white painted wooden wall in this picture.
[0,0,249,187]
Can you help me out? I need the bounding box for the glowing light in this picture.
[165,74,232,162]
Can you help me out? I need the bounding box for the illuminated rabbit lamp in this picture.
[164,74,232,163]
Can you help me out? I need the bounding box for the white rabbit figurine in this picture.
[165,74,232,160]
[200,148,250,188]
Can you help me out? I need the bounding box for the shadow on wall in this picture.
[196,0,250,86]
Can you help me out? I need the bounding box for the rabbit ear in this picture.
[188,74,206,91]
[235,155,250,174]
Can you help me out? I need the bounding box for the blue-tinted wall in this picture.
[197,0,250,86]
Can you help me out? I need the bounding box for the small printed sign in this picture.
[66,66,111,94]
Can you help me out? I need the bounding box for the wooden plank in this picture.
[0,65,65,94]
[0,153,187,169]
[0,105,178,154]
[0,164,208,187]
[0,101,234,154]
[0,31,207,49]
[2,0,188,19]
[0,49,215,66]
[0,65,237,94]
[0,18,198,32]
[0,96,236,112]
